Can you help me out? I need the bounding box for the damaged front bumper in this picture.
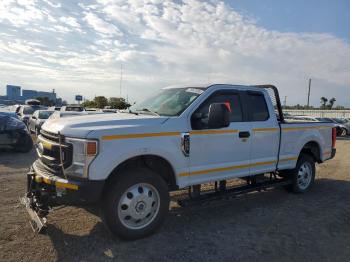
[21,161,104,232]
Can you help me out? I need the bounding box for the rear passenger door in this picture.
[244,91,280,175]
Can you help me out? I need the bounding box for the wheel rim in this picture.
[297,162,312,190]
[341,129,347,136]
[117,183,160,230]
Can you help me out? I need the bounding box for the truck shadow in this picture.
[46,178,350,262]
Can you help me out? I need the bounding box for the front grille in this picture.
[38,130,73,175]
[33,158,64,177]
[40,129,64,143]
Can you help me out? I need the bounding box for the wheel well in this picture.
[107,155,178,191]
[300,141,321,163]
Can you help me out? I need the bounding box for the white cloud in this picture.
[0,0,349,106]
[84,12,123,37]
[59,16,81,29]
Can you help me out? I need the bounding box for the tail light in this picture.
[332,127,336,148]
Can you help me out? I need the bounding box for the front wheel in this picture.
[102,168,170,240]
[288,154,315,193]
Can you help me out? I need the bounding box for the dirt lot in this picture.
[1,140,350,262]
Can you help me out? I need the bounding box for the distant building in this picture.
[6,85,21,100]
[22,89,38,100]
[2,85,61,105]
[37,91,56,101]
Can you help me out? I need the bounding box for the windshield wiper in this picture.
[136,108,159,116]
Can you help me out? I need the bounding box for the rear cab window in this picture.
[246,92,270,121]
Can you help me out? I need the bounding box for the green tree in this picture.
[108,97,131,109]
[36,97,55,106]
[94,96,108,108]
[82,100,96,108]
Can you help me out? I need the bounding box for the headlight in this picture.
[65,138,98,178]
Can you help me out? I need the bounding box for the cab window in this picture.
[191,91,243,130]
[247,92,269,121]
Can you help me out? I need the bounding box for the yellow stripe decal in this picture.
[253,128,279,133]
[179,157,297,177]
[190,129,238,135]
[282,126,330,132]
[102,131,181,140]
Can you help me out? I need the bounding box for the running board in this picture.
[20,196,47,233]
[177,178,292,207]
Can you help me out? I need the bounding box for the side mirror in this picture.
[208,103,230,128]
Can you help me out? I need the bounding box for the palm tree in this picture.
[328,97,336,109]
[320,97,328,109]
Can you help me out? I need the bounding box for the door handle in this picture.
[239,131,250,138]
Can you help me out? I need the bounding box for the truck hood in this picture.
[41,113,169,138]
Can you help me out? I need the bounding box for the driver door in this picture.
[187,90,251,186]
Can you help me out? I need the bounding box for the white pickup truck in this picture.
[23,84,336,239]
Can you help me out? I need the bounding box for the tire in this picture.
[340,128,347,137]
[101,167,170,240]
[286,154,315,193]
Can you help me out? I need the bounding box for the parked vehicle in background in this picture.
[28,110,54,135]
[85,108,99,112]
[0,111,20,119]
[48,106,61,111]
[315,117,348,137]
[17,105,47,125]
[0,114,33,152]
[25,99,41,106]
[49,111,86,119]
[331,118,350,136]
[102,108,118,113]
[23,84,336,239]
[12,104,22,114]
[60,105,84,112]
[49,111,106,120]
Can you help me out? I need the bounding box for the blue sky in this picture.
[0,0,349,106]
[229,0,350,41]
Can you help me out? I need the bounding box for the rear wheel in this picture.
[102,168,169,240]
[286,154,315,193]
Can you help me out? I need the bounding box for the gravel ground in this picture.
[1,139,350,262]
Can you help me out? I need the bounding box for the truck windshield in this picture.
[129,87,204,116]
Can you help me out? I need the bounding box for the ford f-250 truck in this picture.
[22,84,336,239]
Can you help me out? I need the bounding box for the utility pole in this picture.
[307,78,311,107]
[119,63,123,97]
[284,96,287,107]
